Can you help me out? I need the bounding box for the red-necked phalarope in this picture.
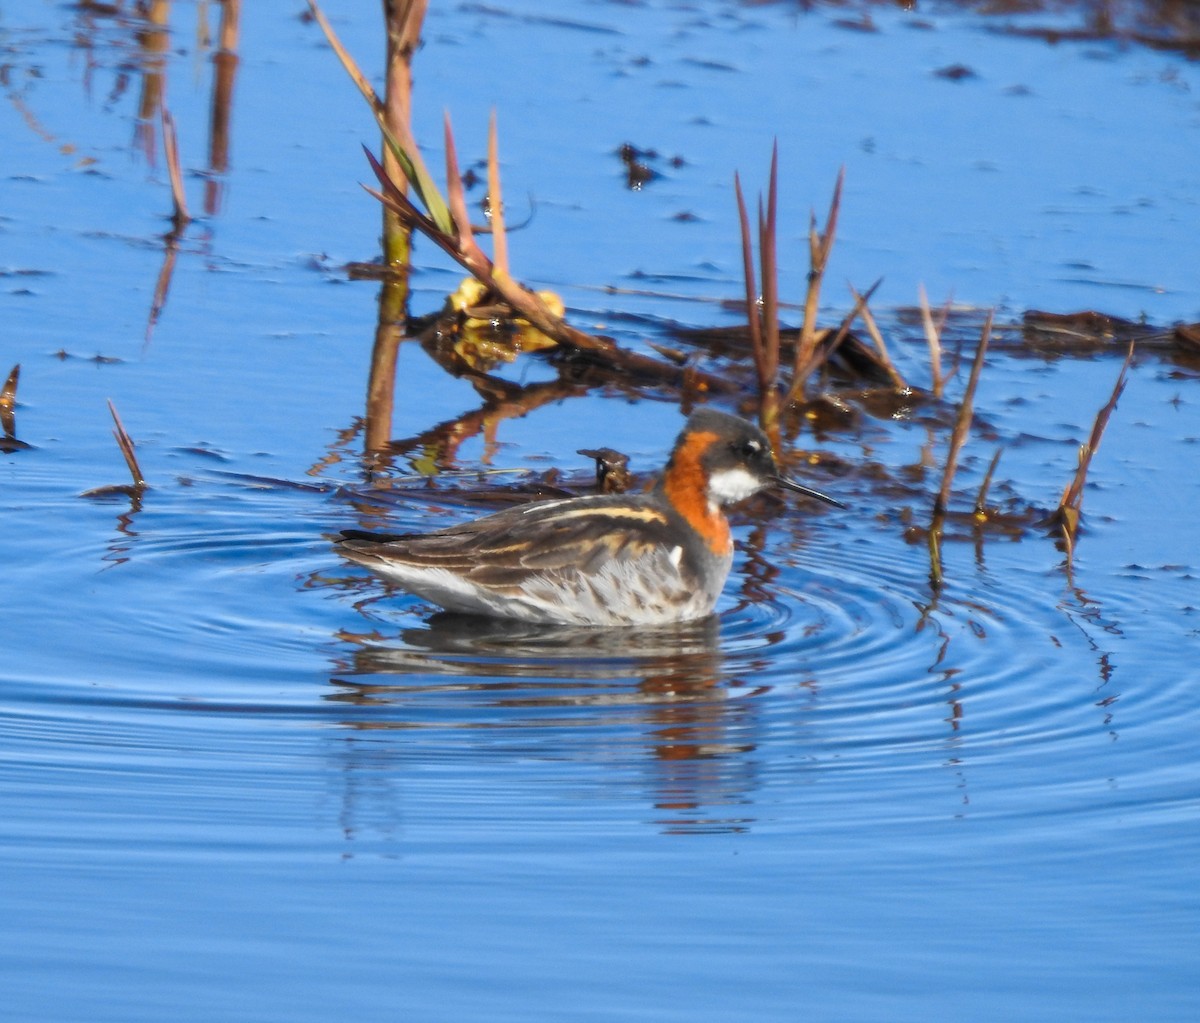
[335,409,844,626]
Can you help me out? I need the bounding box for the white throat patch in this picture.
[707,466,764,506]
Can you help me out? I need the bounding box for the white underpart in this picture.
[370,545,731,627]
[707,466,764,506]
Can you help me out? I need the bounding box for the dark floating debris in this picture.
[616,142,684,191]
[935,64,978,81]
[1022,310,1200,354]
[578,447,632,494]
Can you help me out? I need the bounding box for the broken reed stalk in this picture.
[927,311,993,590]
[1053,342,1134,557]
[792,167,844,394]
[974,447,1003,518]
[1,364,18,413]
[849,283,907,391]
[1,364,18,439]
[784,278,881,405]
[107,400,146,489]
[160,104,190,229]
[934,310,993,517]
[919,284,953,399]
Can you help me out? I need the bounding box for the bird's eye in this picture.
[739,439,762,457]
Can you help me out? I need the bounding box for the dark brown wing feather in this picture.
[335,494,684,589]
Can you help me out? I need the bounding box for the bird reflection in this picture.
[325,610,767,836]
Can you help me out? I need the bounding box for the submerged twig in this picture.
[1052,342,1134,558]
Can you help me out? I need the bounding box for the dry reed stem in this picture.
[784,278,880,405]
[1,364,18,413]
[365,140,735,393]
[107,399,146,489]
[1,364,18,441]
[933,310,993,517]
[734,152,784,433]
[1054,342,1134,553]
[848,283,907,391]
[380,0,426,266]
[794,167,844,393]
[160,105,190,227]
[918,284,942,398]
[314,0,732,392]
[441,113,491,274]
[974,447,1003,517]
[928,525,944,591]
[918,285,954,398]
[307,0,451,235]
[734,173,765,376]
[758,144,781,396]
[487,110,509,279]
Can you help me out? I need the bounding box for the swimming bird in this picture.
[334,409,843,626]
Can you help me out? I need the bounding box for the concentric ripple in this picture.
[4,474,1183,838]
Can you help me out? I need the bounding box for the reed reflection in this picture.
[204,0,240,216]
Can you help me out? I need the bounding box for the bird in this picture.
[334,408,844,627]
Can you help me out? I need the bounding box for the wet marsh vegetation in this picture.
[3,1,1200,1020]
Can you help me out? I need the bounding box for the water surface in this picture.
[2,2,1199,1020]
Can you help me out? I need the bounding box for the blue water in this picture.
[3,2,1200,1020]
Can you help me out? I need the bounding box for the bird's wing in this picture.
[337,496,680,584]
